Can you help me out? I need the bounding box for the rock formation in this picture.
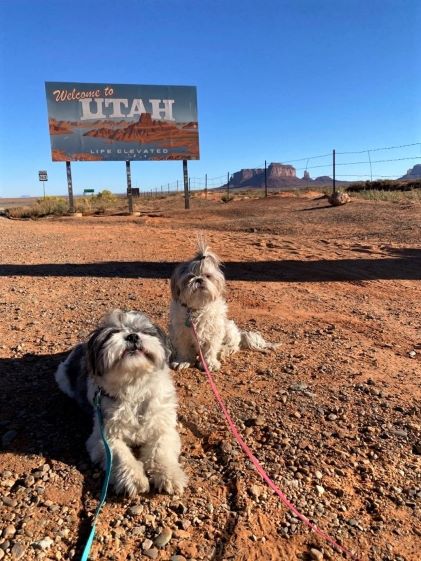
[224,163,340,190]
[400,164,421,179]
[328,191,351,206]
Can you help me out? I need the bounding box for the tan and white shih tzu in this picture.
[55,309,187,497]
[169,241,278,371]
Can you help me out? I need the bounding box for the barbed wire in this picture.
[335,174,401,178]
[145,141,420,191]
[282,153,331,164]
[336,142,421,155]
[336,156,421,166]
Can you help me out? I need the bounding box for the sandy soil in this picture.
[0,193,420,561]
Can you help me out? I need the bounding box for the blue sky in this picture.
[0,0,420,197]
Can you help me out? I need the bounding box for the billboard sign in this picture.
[45,82,199,162]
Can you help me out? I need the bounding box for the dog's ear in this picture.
[86,328,101,377]
[100,309,124,328]
[170,271,181,300]
[153,324,172,365]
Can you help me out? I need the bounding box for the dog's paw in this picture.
[201,357,221,372]
[113,466,150,497]
[171,361,192,371]
[151,467,188,495]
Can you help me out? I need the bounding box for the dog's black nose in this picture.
[125,333,140,344]
[196,277,204,284]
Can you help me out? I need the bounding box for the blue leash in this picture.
[80,389,113,561]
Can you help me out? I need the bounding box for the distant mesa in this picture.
[400,164,421,179]
[225,163,338,190]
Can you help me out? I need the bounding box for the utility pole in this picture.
[205,173,208,199]
[332,149,336,195]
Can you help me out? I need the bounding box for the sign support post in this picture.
[332,149,336,195]
[38,170,48,200]
[66,162,75,213]
[126,161,134,214]
[183,160,190,209]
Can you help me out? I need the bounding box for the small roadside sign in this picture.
[39,170,48,181]
[83,189,95,195]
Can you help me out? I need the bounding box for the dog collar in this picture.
[179,303,193,327]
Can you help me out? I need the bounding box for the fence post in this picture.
[367,150,372,183]
[264,160,267,197]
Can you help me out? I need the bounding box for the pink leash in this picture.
[189,316,361,560]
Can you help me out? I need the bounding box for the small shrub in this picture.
[6,197,68,218]
[6,206,41,219]
[75,197,93,214]
[221,194,234,203]
[36,197,68,216]
[96,189,117,202]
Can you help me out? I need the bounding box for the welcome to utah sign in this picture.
[45,82,199,162]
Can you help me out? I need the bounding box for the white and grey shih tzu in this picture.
[169,241,278,371]
[55,309,187,497]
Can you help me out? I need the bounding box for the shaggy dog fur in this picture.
[55,309,187,497]
[169,241,277,371]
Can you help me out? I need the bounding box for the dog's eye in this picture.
[141,328,156,337]
[205,274,212,279]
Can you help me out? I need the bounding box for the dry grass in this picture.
[6,197,68,218]
[350,189,421,203]
[5,191,125,218]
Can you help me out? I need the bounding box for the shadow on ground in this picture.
[1,250,420,282]
[0,352,123,556]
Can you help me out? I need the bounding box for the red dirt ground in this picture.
[0,192,420,561]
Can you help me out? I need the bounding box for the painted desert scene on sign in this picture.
[48,113,200,162]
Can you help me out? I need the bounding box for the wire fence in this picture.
[138,142,421,198]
